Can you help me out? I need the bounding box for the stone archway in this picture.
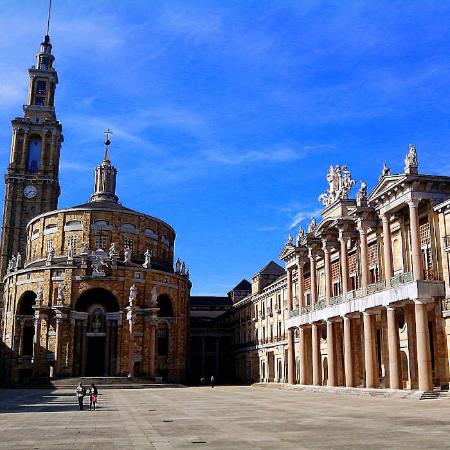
[73,288,120,376]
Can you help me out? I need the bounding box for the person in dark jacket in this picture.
[89,384,98,411]
[76,382,86,410]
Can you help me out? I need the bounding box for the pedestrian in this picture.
[89,383,98,411]
[210,375,215,389]
[76,382,86,411]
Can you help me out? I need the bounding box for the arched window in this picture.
[27,136,42,173]
[157,294,173,317]
[17,291,37,315]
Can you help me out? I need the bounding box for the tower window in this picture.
[34,97,45,106]
[27,137,41,172]
[39,56,49,70]
[36,81,46,95]
[95,234,108,250]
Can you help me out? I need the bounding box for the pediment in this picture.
[368,174,407,202]
[278,243,295,261]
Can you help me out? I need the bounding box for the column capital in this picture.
[408,198,420,208]
[381,212,391,223]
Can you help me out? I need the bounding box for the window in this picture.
[39,56,49,70]
[157,328,169,356]
[369,267,379,284]
[46,239,53,252]
[305,292,311,306]
[350,274,358,291]
[36,80,46,95]
[124,237,134,252]
[95,234,108,250]
[27,137,41,173]
[67,235,77,252]
[34,96,45,106]
[332,281,342,297]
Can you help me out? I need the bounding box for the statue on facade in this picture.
[46,248,54,264]
[36,286,44,305]
[91,249,108,276]
[15,253,22,270]
[356,180,368,206]
[129,284,138,307]
[67,242,74,259]
[296,226,306,246]
[318,164,356,206]
[175,258,182,273]
[307,217,318,234]
[287,234,294,246]
[80,241,89,255]
[180,261,186,276]
[124,246,132,264]
[143,248,152,268]
[404,143,418,174]
[57,282,65,303]
[109,242,119,260]
[379,162,391,180]
[186,269,190,280]
[9,255,16,273]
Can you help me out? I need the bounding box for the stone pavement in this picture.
[0,386,449,449]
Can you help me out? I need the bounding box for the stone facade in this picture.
[228,149,450,392]
[0,32,190,385]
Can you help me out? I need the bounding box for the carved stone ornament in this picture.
[296,226,306,246]
[36,286,44,305]
[124,246,132,264]
[90,249,109,277]
[404,143,418,174]
[80,241,89,255]
[379,162,391,180]
[307,217,318,234]
[318,165,356,207]
[57,282,65,304]
[356,180,368,206]
[150,285,158,307]
[109,242,119,260]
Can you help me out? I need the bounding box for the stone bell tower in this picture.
[0,32,63,278]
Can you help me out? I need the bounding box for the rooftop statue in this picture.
[379,162,391,180]
[287,234,294,246]
[318,164,356,207]
[307,217,318,234]
[356,180,368,206]
[296,226,306,246]
[404,143,418,174]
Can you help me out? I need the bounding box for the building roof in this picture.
[189,296,232,307]
[230,279,251,292]
[253,260,285,278]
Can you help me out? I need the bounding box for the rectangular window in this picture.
[332,281,342,297]
[124,237,134,252]
[67,235,77,251]
[95,234,108,250]
[350,274,358,291]
[46,239,53,251]
[36,80,47,95]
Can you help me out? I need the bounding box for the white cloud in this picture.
[289,208,322,229]
[206,147,300,165]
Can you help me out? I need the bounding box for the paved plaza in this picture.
[0,386,449,449]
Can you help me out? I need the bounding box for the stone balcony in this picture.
[286,272,445,329]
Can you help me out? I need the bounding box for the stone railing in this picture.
[292,272,415,319]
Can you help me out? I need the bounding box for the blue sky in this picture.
[0,1,449,295]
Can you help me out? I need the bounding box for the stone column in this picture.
[149,321,156,377]
[382,214,394,284]
[18,319,25,356]
[128,318,135,377]
[343,315,354,387]
[339,232,349,296]
[323,240,332,303]
[104,321,111,375]
[363,312,377,388]
[297,260,305,308]
[409,199,424,281]
[20,131,29,167]
[414,300,432,391]
[54,317,63,375]
[358,222,370,292]
[312,323,321,385]
[81,320,88,376]
[386,307,401,389]
[327,320,336,386]
[32,315,42,376]
[299,327,306,384]
[286,267,293,311]
[287,328,296,384]
[309,250,318,306]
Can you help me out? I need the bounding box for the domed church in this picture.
[0,31,190,383]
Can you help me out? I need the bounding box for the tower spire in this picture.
[46,0,52,37]
[91,130,119,203]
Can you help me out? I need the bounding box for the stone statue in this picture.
[80,241,89,255]
[379,162,391,180]
[181,261,186,276]
[404,143,418,174]
[91,249,108,276]
[307,217,318,234]
[67,243,74,259]
[318,164,356,206]
[57,282,65,303]
[10,255,16,272]
[15,253,22,270]
[129,284,138,306]
[143,248,152,268]
[91,310,102,333]
[46,247,54,263]
[287,234,294,246]
[150,285,158,307]
[109,242,119,259]
[124,246,132,264]
[175,258,181,273]
[356,180,367,206]
[296,226,306,246]
[186,269,190,280]
[36,286,44,305]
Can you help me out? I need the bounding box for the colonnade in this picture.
[285,199,435,391]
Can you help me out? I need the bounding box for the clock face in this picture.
[23,185,37,199]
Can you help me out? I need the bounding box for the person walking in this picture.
[89,383,98,411]
[210,375,215,389]
[76,382,86,411]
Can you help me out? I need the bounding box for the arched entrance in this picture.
[73,288,120,376]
